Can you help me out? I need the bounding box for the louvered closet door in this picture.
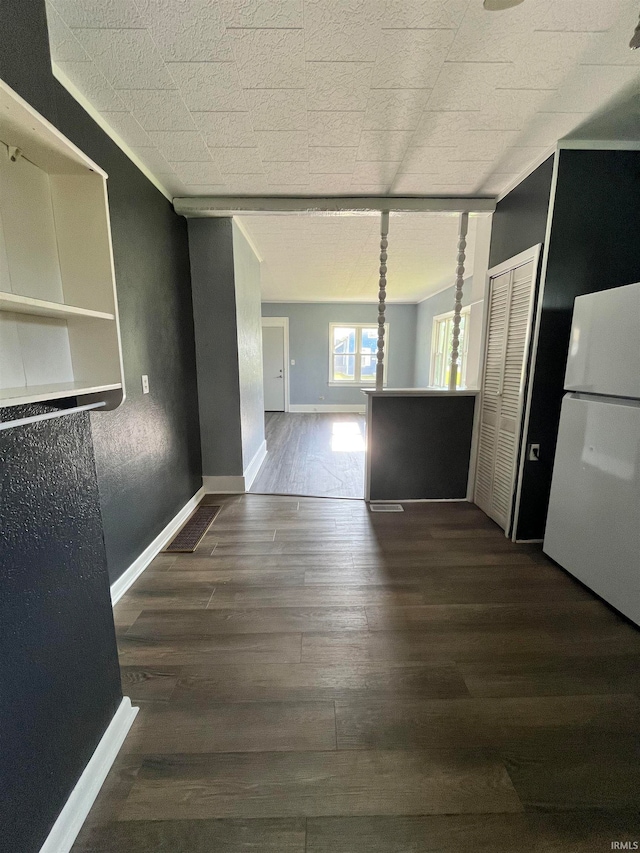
[475,259,535,534]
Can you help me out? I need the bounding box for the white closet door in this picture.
[475,257,536,534]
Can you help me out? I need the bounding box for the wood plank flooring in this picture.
[72,495,640,852]
[250,412,365,498]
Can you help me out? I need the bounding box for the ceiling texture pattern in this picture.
[46,0,640,199]
[242,212,479,302]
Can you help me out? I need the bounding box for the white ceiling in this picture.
[241,212,479,302]
[46,0,640,199]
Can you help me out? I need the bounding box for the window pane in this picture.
[360,354,376,380]
[333,326,356,354]
[360,327,378,353]
[333,354,355,381]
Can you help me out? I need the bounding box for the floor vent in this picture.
[164,505,221,552]
[370,503,404,512]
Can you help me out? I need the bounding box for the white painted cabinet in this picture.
[474,248,539,535]
[0,79,124,410]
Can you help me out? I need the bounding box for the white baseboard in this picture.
[203,475,246,493]
[39,697,138,853]
[289,404,366,413]
[110,485,205,604]
[369,498,469,503]
[243,439,268,490]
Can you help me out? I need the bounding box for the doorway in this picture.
[262,317,289,412]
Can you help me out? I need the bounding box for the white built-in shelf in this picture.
[0,381,123,407]
[0,78,125,412]
[0,291,115,321]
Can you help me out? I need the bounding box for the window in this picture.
[430,307,470,389]
[329,323,388,385]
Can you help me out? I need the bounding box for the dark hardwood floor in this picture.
[250,412,365,498]
[72,495,640,852]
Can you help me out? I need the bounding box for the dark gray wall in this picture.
[232,222,265,467]
[0,0,202,848]
[413,280,472,387]
[369,395,476,500]
[189,218,244,476]
[517,148,640,540]
[0,406,122,853]
[77,115,201,582]
[261,302,417,405]
[189,218,265,477]
[489,156,554,269]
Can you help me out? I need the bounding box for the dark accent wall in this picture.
[0,404,122,853]
[0,0,202,849]
[489,156,554,269]
[516,148,640,539]
[369,395,476,501]
[189,218,244,476]
[188,219,265,477]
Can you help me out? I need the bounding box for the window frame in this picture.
[328,322,389,386]
[429,306,470,389]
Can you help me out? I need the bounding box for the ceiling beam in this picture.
[173,196,496,218]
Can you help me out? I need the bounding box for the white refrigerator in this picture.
[544,281,640,626]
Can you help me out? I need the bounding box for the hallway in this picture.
[72,495,640,851]
[251,413,366,498]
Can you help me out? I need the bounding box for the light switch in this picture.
[290,359,295,365]
[142,374,149,394]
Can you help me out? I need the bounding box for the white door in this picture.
[262,325,285,411]
[474,250,538,535]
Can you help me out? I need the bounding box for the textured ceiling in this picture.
[240,212,479,302]
[46,0,640,199]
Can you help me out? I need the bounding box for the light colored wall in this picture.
[232,221,265,468]
[262,302,417,406]
[413,280,472,387]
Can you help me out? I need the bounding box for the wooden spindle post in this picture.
[449,212,469,391]
[376,211,389,391]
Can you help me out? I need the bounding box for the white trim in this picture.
[0,78,106,176]
[52,63,172,203]
[38,697,138,853]
[0,401,105,431]
[203,475,246,493]
[511,150,559,541]
[370,498,469,503]
[110,486,205,604]
[486,245,542,279]
[262,299,417,305]
[174,196,497,217]
[233,217,263,263]
[496,146,556,203]
[289,403,366,413]
[514,538,544,544]
[508,243,543,541]
[558,139,640,151]
[261,316,290,412]
[243,439,267,490]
